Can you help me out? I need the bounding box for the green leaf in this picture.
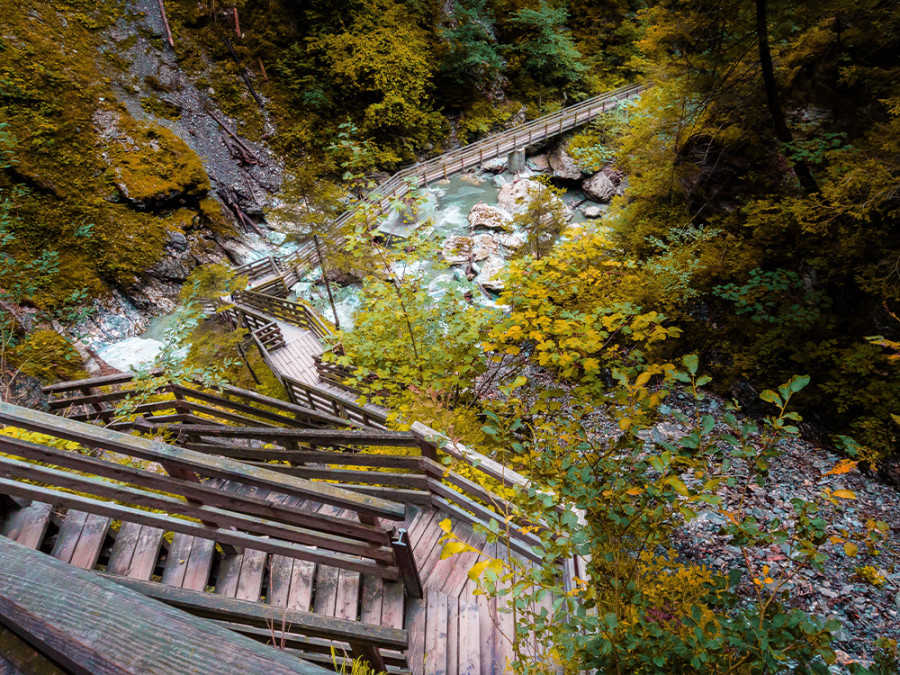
[759,390,781,405]
[683,354,699,375]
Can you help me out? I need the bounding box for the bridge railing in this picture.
[331,82,645,229]
[233,289,333,342]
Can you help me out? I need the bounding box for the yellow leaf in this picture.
[635,372,652,387]
[824,460,858,476]
[832,490,857,500]
[439,518,452,534]
[441,541,468,560]
[468,559,491,581]
[843,542,858,557]
[626,487,644,496]
[618,417,632,430]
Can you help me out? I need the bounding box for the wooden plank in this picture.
[182,537,215,591]
[103,574,409,650]
[405,597,426,675]
[0,477,398,579]
[0,537,333,674]
[312,565,339,617]
[162,533,194,587]
[106,521,142,576]
[380,581,405,630]
[50,509,88,564]
[1,500,52,550]
[447,590,459,675]
[425,589,449,675]
[358,575,383,625]
[458,583,481,675]
[235,549,268,602]
[0,455,394,561]
[0,403,405,522]
[334,569,360,621]
[128,526,164,579]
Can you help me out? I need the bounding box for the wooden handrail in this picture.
[0,402,405,521]
[0,537,332,675]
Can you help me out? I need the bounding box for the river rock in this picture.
[548,141,584,181]
[527,154,551,172]
[442,235,497,264]
[583,205,605,218]
[481,157,507,173]
[497,178,573,221]
[468,203,512,231]
[474,256,506,291]
[497,232,527,251]
[497,178,539,213]
[582,171,617,202]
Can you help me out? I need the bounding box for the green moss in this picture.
[140,96,181,120]
[106,118,209,204]
[0,0,217,310]
[10,329,85,381]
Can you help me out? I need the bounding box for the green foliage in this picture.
[452,367,861,673]
[509,179,570,260]
[8,329,83,381]
[439,0,504,94]
[506,2,588,102]
[139,95,182,120]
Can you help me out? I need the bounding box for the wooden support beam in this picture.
[0,537,331,674]
[391,529,423,600]
[99,574,409,651]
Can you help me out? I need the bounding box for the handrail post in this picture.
[391,528,423,599]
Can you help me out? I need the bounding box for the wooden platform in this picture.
[267,323,324,385]
[0,480,558,674]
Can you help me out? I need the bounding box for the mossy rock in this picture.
[10,329,85,382]
[106,118,210,209]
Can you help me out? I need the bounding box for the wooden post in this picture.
[391,529,423,599]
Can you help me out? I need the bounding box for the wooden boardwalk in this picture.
[0,482,551,674]
[266,322,323,385]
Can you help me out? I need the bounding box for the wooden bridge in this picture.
[247,82,645,271]
[0,85,631,673]
[0,373,573,673]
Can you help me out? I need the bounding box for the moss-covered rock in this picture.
[106,117,210,209]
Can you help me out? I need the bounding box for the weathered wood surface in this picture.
[0,536,331,674]
[0,402,405,521]
[100,574,409,651]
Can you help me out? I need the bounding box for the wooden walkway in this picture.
[266,321,323,385]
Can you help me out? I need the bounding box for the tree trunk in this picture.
[755,0,818,193]
[313,235,340,330]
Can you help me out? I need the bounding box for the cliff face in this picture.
[0,0,286,352]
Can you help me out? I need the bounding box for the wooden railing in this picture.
[232,256,282,284]
[252,321,285,352]
[43,373,361,430]
[281,375,388,430]
[233,289,333,341]
[268,83,645,281]
[0,537,334,675]
[330,83,644,230]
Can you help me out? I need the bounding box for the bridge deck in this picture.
[0,479,550,674]
[266,322,323,385]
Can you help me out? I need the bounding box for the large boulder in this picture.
[583,205,605,219]
[442,234,498,265]
[497,232,527,251]
[474,256,506,291]
[582,171,617,202]
[527,154,551,172]
[497,178,573,221]
[481,157,507,173]
[548,141,584,181]
[468,203,512,231]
